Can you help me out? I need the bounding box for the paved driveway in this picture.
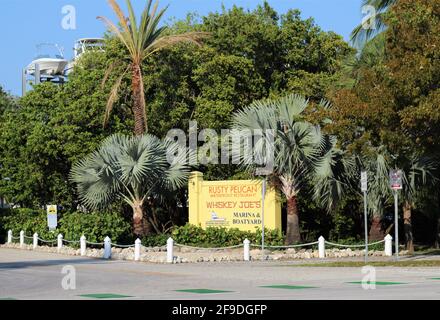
[1,248,440,300]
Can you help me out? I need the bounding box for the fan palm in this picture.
[70,134,189,236]
[231,94,353,244]
[98,0,208,135]
[350,0,396,47]
[400,155,437,253]
[359,148,436,251]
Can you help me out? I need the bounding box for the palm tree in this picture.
[400,156,436,253]
[231,94,353,244]
[70,134,189,236]
[350,0,396,47]
[337,32,386,89]
[359,149,393,241]
[360,148,436,252]
[98,0,208,135]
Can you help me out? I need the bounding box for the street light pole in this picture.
[361,171,368,264]
[261,178,266,260]
[394,190,399,259]
[363,190,368,263]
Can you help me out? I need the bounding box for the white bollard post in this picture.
[243,239,250,261]
[385,234,393,257]
[318,236,326,259]
[134,238,141,261]
[20,230,24,248]
[167,237,174,263]
[57,234,63,252]
[7,230,12,244]
[104,236,112,259]
[33,233,38,249]
[80,235,86,256]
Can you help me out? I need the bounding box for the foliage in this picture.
[171,223,284,247]
[230,93,354,243]
[0,208,131,245]
[1,208,58,242]
[58,211,131,244]
[70,133,189,236]
[350,0,397,46]
[98,0,208,135]
[141,233,169,247]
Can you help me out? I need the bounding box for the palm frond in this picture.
[146,32,210,57]
[103,67,129,128]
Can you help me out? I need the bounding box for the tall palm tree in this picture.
[359,149,393,240]
[350,0,396,47]
[98,0,208,135]
[231,94,353,244]
[70,134,189,236]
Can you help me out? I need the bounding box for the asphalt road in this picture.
[1,248,440,300]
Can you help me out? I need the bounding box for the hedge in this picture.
[0,208,131,245]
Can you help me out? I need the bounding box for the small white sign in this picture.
[390,170,403,190]
[47,205,58,230]
[361,171,368,192]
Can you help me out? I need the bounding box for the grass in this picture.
[291,260,440,268]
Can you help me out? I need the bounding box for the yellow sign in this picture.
[188,172,281,231]
[47,205,57,215]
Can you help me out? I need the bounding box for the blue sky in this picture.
[0,0,363,96]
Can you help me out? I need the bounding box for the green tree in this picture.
[0,51,133,209]
[98,0,207,135]
[231,94,352,244]
[70,134,189,236]
[350,0,396,46]
[326,0,440,247]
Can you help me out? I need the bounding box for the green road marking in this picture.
[79,293,133,299]
[175,289,234,294]
[347,281,407,286]
[0,298,17,300]
[260,285,317,290]
[429,278,440,280]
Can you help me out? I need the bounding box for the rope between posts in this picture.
[324,240,385,248]
[175,243,244,250]
[62,239,80,244]
[250,241,319,249]
[37,238,57,243]
[85,241,104,246]
[11,236,20,240]
[112,243,136,248]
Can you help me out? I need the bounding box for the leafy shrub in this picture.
[141,233,168,247]
[170,224,284,247]
[0,208,131,245]
[59,211,131,244]
[0,208,13,243]
[1,208,58,242]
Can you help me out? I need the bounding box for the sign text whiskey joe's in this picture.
[188,172,281,231]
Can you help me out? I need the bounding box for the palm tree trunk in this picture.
[435,215,440,249]
[403,201,414,254]
[369,215,384,241]
[133,201,144,237]
[436,192,440,249]
[132,199,153,237]
[131,63,147,135]
[286,196,301,245]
